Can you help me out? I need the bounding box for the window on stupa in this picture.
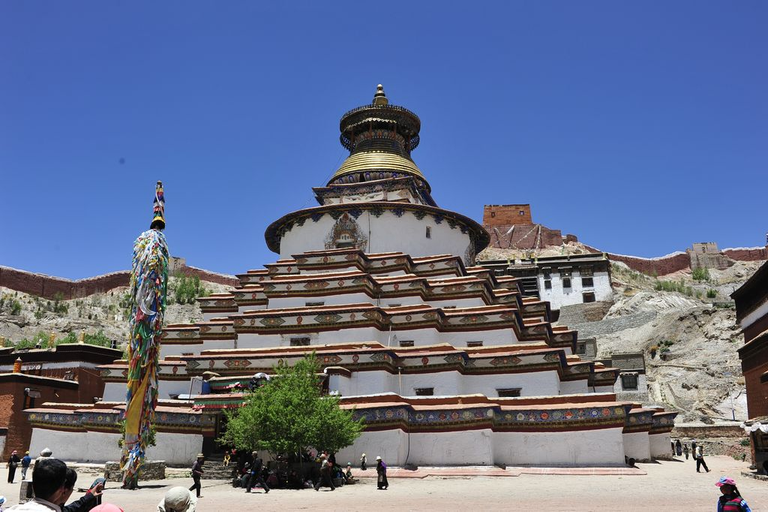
[414,387,434,396]
[582,292,596,303]
[467,341,483,347]
[290,337,311,346]
[399,340,414,347]
[305,301,325,307]
[620,373,639,390]
[497,388,522,398]
[426,226,431,239]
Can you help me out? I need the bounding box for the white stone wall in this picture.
[236,325,519,350]
[29,428,202,465]
[538,270,612,310]
[331,370,561,398]
[278,211,476,264]
[493,427,626,466]
[339,426,627,466]
[160,339,236,359]
[623,431,652,462]
[649,432,672,459]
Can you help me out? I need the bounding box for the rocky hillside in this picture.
[557,260,762,422]
[0,276,230,349]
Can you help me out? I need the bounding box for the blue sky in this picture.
[1,1,766,279]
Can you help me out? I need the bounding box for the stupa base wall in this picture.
[623,431,652,462]
[649,432,672,459]
[29,428,203,465]
[338,426,627,466]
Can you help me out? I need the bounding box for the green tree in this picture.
[220,353,363,457]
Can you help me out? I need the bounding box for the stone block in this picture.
[104,460,166,482]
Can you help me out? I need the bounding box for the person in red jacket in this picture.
[716,477,751,512]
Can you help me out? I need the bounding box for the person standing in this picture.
[244,452,269,494]
[716,476,751,511]
[695,445,710,473]
[691,440,698,460]
[20,452,31,481]
[675,439,682,457]
[683,444,690,460]
[375,456,388,490]
[360,453,367,471]
[7,451,20,483]
[189,454,204,498]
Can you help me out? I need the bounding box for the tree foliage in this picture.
[220,354,364,456]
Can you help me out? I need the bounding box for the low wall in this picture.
[672,424,745,439]
[608,253,691,276]
[723,247,768,262]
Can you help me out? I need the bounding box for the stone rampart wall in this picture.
[723,247,768,262]
[606,252,691,276]
[0,264,237,301]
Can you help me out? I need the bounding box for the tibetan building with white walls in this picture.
[26,86,675,466]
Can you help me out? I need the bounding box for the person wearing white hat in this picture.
[158,486,196,512]
[375,456,388,490]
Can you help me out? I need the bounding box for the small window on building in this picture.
[580,267,594,277]
[388,303,401,308]
[399,340,414,347]
[426,226,431,239]
[581,277,594,287]
[497,388,522,398]
[582,292,596,303]
[290,337,311,346]
[562,277,572,289]
[414,387,434,396]
[576,343,587,355]
[544,280,552,290]
[490,212,496,218]
[467,341,483,348]
[305,301,325,307]
[620,374,638,391]
[519,210,525,216]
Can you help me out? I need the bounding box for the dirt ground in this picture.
[1,456,766,511]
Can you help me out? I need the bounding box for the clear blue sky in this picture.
[1,2,766,279]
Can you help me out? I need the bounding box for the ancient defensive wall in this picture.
[0,261,239,300]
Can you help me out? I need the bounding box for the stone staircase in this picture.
[201,456,238,480]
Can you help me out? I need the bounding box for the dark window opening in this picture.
[582,292,596,303]
[305,301,325,307]
[426,226,431,239]
[414,387,434,396]
[497,388,522,398]
[620,374,639,390]
[519,210,525,216]
[290,337,311,347]
[467,341,484,348]
[399,340,414,347]
[544,280,552,290]
[562,277,572,289]
[576,343,587,355]
[581,277,594,287]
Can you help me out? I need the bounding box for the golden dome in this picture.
[331,151,425,181]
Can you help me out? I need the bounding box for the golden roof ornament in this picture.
[373,84,388,106]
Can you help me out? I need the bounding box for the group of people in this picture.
[672,439,710,473]
[6,450,32,484]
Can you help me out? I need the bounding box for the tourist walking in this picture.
[715,476,751,512]
[189,454,204,498]
[376,456,388,490]
[695,445,710,473]
[314,459,335,491]
[683,444,690,460]
[7,451,20,483]
[20,452,31,481]
[360,453,367,471]
[244,452,269,494]
[675,439,682,457]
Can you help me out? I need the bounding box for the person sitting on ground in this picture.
[61,468,104,512]
[8,458,69,511]
[344,463,356,484]
[157,487,196,512]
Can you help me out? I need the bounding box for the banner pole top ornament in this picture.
[150,181,165,230]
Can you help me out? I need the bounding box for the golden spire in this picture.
[373,84,388,106]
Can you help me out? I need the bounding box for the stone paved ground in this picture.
[1,456,766,511]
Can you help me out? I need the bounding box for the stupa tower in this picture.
[266,85,489,264]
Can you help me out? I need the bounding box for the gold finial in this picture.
[373,84,388,106]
